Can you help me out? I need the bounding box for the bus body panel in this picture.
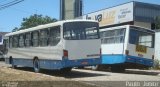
[102,44,124,54]
[124,44,154,67]
[126,44,154,60]
[64,39,101,60]
[6,41,63,60]
[101,43,125,64]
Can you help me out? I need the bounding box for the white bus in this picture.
[4,20,101,73]
[99,25,155,72]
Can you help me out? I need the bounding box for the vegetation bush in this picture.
[152,59,160,70]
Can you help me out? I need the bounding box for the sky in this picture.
[0,0,160,32]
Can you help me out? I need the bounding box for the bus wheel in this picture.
[60,67,72,74]
[91,65,104,71]
[33,59,40,73]
[91,65,99,71]
[111,65,125,73]
[10,57,16,69]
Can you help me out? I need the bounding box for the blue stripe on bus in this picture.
[101,54,153,67]
[64,58,100,67]
[101,54,126,64]
[5,58,101,70]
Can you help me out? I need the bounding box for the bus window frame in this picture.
[31,31,39,47]
[63,22,100,40]
[101,28,126,44]
[49,26,61,46]
[39,29,49,47]
[129,28,155,48]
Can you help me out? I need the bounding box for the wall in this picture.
[82,2,134,27]
[134,21,151,29]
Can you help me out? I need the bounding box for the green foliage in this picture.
[12,14,57,32]
[12,27,19,32]
[153,59,160,70]
[155,16,160,29]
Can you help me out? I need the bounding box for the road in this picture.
[0,61,160,87]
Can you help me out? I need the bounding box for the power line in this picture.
[11,7,35,14]
[0,0,21,7]
[0,0,24,10]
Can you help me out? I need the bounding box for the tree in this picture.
[12,14,57,31]
[155,16,160,29]
[12,27,19,32]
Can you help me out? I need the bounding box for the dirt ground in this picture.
[1,61,160,87]
[0,62,96,87]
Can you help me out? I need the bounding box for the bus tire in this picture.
[33,58,40,73]
[111,65,125,73]
[92,65,105,71]
[60,67,72,74]
[91,65,100,71]
[9,57,16,69]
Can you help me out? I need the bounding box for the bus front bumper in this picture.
[64,58,101,68]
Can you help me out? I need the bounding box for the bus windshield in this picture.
[129,27,154,48]
[63,22,99,40]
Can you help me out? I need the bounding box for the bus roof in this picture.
[100,25,155,33]
[5,19,97,37]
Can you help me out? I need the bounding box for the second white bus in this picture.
[99,25,155,72]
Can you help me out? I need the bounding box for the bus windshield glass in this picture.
[129,27,154,48]
[63,22,99,40]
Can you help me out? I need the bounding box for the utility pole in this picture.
[60,0,83,20]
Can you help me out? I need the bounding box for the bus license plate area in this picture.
[138,54,143,57]
[81,61,88,65]
[136,45,147,54]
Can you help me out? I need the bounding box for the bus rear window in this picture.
[63,22,99,40]
[129,29,154,48]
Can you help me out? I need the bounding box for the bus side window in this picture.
[25,33,31,47]
[3,39,8,54]
[9,37,13,48]
[101,29,125,44]
[49,26,60,46]
[6,39,9,48]
[13,36,19,48]
[40,29,48,46]
[19,34,25,48]
[32,31,39,47]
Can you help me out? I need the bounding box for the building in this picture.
[80,1,160,29]
[60,0,83,20]
[0,32,8,53]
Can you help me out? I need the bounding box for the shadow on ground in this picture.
[124,69,160,76]
[81,68,160,76]
[12,67,107,78]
